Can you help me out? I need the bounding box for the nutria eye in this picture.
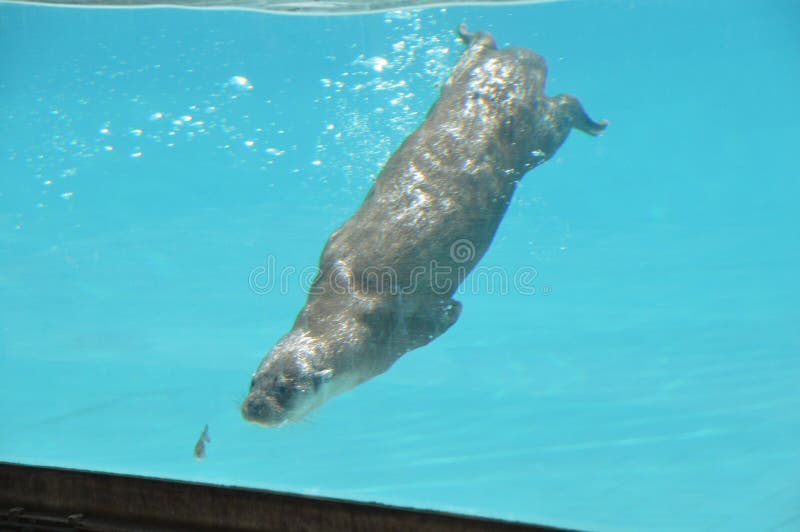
[273,381,290,401]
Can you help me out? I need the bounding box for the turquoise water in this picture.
[1,1,799,530]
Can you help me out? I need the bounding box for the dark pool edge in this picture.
[0,461,577,531]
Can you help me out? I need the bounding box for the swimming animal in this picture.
[241,24,606,427]
[2,0,561,16]
[193,424,210,459]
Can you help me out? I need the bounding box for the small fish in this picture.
[193,424,211,460]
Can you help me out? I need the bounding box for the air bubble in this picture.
[229,75,253,90]
[365,57,389,73]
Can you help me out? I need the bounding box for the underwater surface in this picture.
[1,0,799,530]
